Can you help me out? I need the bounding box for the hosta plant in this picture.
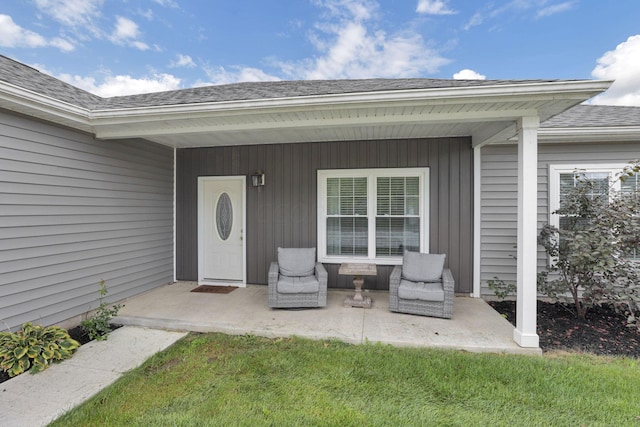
[0,322,80,377]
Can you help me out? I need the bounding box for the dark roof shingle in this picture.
[0,55,557,109]
[0,55,103,109]
[542,104,640,128]
[99,78,558,109]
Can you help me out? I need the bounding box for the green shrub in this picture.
[81,280,123,341]
[0,322,80,377]
[487,277,516,300]
[537,161,640,323]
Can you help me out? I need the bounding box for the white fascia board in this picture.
[0,81,91,131]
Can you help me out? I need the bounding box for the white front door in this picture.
[198,176,246,286]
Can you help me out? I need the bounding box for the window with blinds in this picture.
[326,177,368,256]
[318,168,429,264]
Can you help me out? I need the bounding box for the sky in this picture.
[1,0,639,105]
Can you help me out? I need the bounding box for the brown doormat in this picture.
[190,285,238,294]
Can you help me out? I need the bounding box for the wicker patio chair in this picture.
[388,251,454,319]
[268,247,328,308]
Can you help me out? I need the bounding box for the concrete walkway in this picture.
[1,326,186,427]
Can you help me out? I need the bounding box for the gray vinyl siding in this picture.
[479,140,640,296]
[0,110,174,331]
[176,137,474,293]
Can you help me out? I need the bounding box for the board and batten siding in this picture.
[176,137,473,293]
[479,140,640,296]
[0,110,174,331]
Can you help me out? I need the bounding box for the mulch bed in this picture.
[489,300,640,358]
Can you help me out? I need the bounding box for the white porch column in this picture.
[514,116,540,348]
[472,145,482,298]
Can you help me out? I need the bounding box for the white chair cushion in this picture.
[402,251,445,282]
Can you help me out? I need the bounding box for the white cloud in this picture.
[58,72,182,97]
[465,1,575,30]
[34,0,104,29]
[315,0,378,21]
[537,1,576,18]
[110,16,149,50]
[49,37,75,52]
[153,0,179,8]
[590,35,640,106]
[453,69,486,80]
[416,0,456,15]
[0,14,47,48]
[280,0,449,80]
[0,14,75,51]
[464,12,483,31]
[139,9,154,21]
[171,54,196,68]
[112,17,140,40]
[202,66,281,85]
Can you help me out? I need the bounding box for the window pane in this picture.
[390,196,405,215]
[340,197,354,215]
[327,196,339,215]
[327,217,368,256]
[390,177,405,195]
[406,177,419,196]
[327,178,339,197]
[406,196,419,215]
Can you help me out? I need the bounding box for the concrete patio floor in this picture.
[114,282,541,356]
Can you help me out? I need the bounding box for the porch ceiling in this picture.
[90,81,611,148]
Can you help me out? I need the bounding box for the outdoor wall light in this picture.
[251,170,265,187]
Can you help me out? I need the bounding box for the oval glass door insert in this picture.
[216,192,233,240]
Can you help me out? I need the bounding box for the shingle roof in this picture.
[542,104,640,128]
[0,55,102,109]
[1,54,639,129]
[0,55,556,109]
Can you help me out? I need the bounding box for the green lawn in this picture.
[51,333,640,426]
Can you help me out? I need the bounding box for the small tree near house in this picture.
[537,161,640,326]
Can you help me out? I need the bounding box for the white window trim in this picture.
[548,163,626,230]
[317,167,429,265]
